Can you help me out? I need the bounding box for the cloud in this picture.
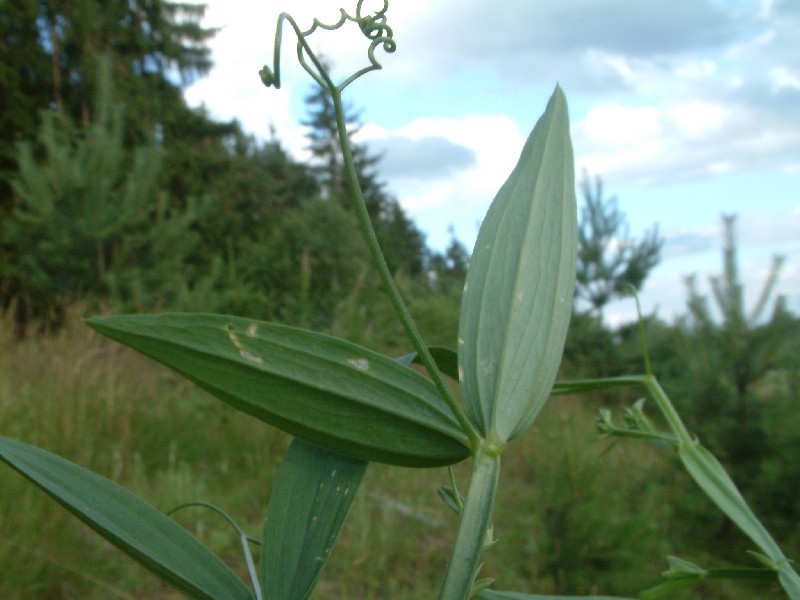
[573,89,800,185]
[365,135,477,180]
[185,0,800,313]
[662,231,717,259]
[188,0,800,190]
[396,0,753,93]
[377,0,800,188]
[355,115,524,250]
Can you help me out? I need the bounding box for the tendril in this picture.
[259,0,396,94]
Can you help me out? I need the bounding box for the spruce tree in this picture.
[302,63,426,275]
[0,0,52,212]
[0,0,219,216]
[302,73,383,214]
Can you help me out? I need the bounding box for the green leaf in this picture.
[86,313,470,467]
[0,435,254,600]
[426,346,461,381]
[261,438,367,600]
[779,570,800,600]
[459,86,577,442]
[408,346,459,380]
[637,577,704,600]
[678,442,800,599]
[664,555,706,577]
[437,485,464,515]
[551,376,647,396]
[678,442,785,561]
[476,590,634,600]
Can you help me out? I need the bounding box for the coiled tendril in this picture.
[259,0,395,93]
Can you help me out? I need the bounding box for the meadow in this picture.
[1,306,790,600]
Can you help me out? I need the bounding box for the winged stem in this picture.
[438,446,501,600]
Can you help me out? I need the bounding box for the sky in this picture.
[183,0,800,325]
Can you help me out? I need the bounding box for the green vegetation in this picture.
[2,305,796,599]
[1,1,798,599]
[575,171,662,319]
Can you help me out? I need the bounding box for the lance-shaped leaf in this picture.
[86,313,470,467]
[679,442,800,599]
[261,438,367,600]
[458,86,577,442]
[477,591,634,600]
[0,435,254,600]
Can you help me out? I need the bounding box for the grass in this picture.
[0,307,788,599]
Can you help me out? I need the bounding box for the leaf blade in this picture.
[261,438,367,600]
[86,313,470,467]
[0,435,254,600]
[679,442,783,560]
[459,86,577,442]
[477,591,634,600]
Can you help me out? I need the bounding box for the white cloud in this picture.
[581,105,663,145]
[771,66,800,91]
[666,102,727,137]
[183,0,800,317]
[358,114,525,249]
[674,59,718,80]
[183,0,412,155]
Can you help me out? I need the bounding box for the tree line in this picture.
[0,0,471,330]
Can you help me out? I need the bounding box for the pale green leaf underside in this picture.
[0,435,253,600]
[262,438,367,600]
[86,313,470,467]
[459,86,577,442]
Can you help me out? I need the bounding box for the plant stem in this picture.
[438,446,500,600]
[330,89,482,450]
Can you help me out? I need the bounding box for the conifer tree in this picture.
[676,215,793,503]
[429,227,470,293]
[302,61,426,275]
[575,171,662,317]
[0,0,218,215]
[4,59,209,321]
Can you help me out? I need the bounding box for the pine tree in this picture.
[0,0,219,216]
[37,0,215,129]
[4,58,210,322]
[429,226,470,293]
[676,214,792,499]
[575,171,662,317]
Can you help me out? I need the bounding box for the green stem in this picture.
[438,446,500,600]
[330,89,482,450]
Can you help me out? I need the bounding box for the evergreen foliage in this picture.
[4,59,211,321]
[0,0,52,212]
[0,0,219,228]
[673,215,795,506]
[575,171,662,317]
[429,227,470,295]
[302,61,427,275]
